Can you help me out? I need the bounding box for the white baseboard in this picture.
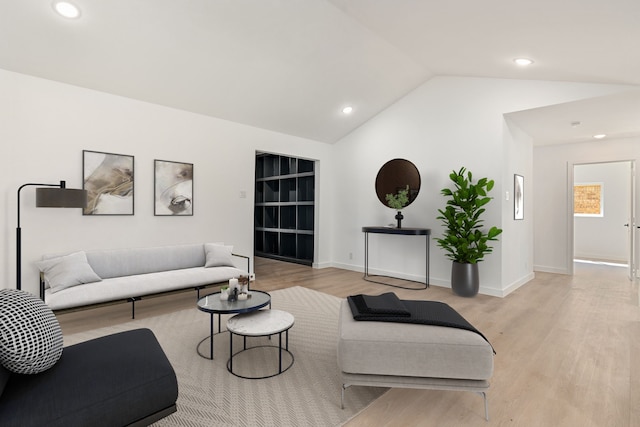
[534,265,569,274]
[500,272,535,297]
[325,262,537,298]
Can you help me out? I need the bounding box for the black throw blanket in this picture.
[347,293,495,353]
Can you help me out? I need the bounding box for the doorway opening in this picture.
[571,160,636,279]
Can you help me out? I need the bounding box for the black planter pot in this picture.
[451,261,479,297]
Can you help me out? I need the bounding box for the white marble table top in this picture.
[226,309,294,336]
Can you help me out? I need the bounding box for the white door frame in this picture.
[629,161,637,279]
[567,160,636,277]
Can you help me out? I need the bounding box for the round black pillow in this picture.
[0,289,63,374]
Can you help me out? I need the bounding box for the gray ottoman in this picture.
[337,299,493,420]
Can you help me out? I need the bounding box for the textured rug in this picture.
[63,286,387,426]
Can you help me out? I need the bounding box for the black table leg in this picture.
[229,331,233,373]
[209,312,214,360]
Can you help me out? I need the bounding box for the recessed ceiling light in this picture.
[342,106,353,114]
[513,58,534,66]
[593,134,607,139]
[53,1,81,19]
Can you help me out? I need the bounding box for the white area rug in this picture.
[63,286,387,426]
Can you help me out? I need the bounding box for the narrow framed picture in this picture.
[154,159,194,216]
[514,174,524,220]
[83,150,134,215]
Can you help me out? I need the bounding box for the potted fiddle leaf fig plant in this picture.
[385,185,409,228]
[436,167,502,297]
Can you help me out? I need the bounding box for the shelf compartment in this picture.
[280,206,297,229]
[298,159,314,173]
[264,180,280,202]
[254,230,264,253]
[297,234,314,261]
[280,178,296,202]
[262,154,279,178]
[280,232,297,257]
[264,231,279,254]
[254,206,264,228]
[298,176,314,202]
[255,181,264,203]
[264,206,279,228]
[298,205,313,230]
[280,158,297,176]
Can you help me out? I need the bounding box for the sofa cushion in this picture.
[0,365,10,398]
[204,243,235,267]
[36,251,102,293]
[0,289,63,374]
[86,244,207,279]
[0,328,178,427]
[44,266,246,310]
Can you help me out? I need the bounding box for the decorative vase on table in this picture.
[395,211,403,228]
[386,185,409,229]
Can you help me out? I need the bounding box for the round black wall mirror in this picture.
[375,158,421,208]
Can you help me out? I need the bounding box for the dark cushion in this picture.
[0,328,178,427]
[0,365,10,398]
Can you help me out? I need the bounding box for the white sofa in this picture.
[37,243,249,317]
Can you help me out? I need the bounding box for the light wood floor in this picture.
[57,258,640,427]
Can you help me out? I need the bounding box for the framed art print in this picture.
[83,150,134,215]
[514,174,524,220]
[154,159,193,216]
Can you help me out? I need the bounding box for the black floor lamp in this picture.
[17,180,87,290]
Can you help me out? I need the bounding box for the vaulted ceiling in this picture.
[2,0,639,144]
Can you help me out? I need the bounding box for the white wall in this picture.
[501,120,535,294]
[574,162,630,263]
[331,76,633,296]
[3,69,636,298]
[534,138,640,273]
[1,69,333,296]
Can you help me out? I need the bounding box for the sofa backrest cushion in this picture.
[83,244,207,279]
[0,289,63,374]
[204,243,235,268]
[36,251,102,293]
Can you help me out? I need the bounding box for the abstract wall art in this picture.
[83,150,134,215]
[154,159,193,216]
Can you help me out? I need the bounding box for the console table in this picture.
[362,226,430,289]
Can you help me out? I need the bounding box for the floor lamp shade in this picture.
[36,188,87,208]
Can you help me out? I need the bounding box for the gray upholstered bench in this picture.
[337,299,494,420]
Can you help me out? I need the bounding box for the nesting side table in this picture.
[196,290,271,360]
[226,309,295,379]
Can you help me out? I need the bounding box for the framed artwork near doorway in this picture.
[514,174,524,220]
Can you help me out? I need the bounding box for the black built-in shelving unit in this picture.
[254,153,315,265]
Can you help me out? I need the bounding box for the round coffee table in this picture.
[226,309,295,379]
[196,290,271,360]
